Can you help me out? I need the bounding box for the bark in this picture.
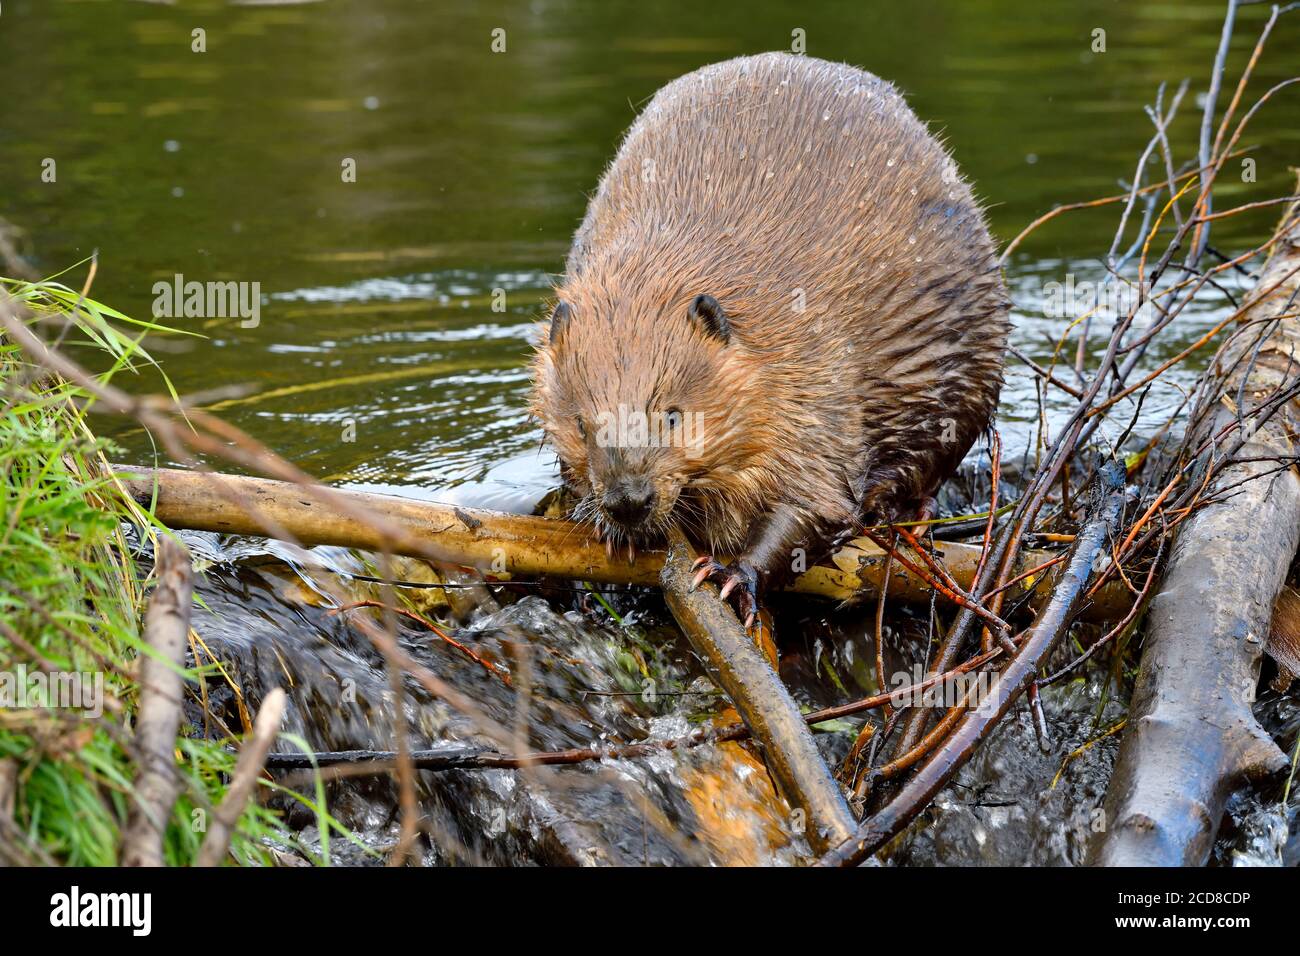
[1091,188,1300,866]
[120,537,193,868]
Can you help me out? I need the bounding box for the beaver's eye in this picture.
[664,407,683,430]
[575,416,587,439]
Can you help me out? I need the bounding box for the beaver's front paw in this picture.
[690,555,761,629]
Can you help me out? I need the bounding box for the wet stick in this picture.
[660,528,856,855]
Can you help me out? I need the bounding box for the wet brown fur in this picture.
[531,53,1010,566]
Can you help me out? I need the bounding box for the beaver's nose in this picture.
[603,479,656,528]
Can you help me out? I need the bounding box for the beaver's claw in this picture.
[690,555,761,629]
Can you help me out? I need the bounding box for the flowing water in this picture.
[3,0,1299,864]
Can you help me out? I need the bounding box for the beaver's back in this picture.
[572,54,957,278]
[565,52,1009,523]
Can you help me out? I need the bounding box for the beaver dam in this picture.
[2,0,1300,868]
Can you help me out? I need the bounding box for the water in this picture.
[4,0,1298,864]
[5,0,1298,481]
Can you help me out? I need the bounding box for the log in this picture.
[120,537,193,868]
[1091,184,1300,866]
[115,466,1134,620]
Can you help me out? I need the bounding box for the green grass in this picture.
[0,268,340,865]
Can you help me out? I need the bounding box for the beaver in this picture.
[530,52,1010,624]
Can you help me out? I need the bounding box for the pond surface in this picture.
[4,0,1298,866]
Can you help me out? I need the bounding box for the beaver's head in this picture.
[530,287,761,548]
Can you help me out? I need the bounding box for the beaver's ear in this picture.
[688,294,729,343]
[549,301,572,346]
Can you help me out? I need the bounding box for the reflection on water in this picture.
[2,0,1297,500]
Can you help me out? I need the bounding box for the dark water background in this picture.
[3,0,1299,503]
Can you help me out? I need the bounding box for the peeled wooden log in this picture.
[660,529,856,854]
[1091,187,1300,866]
[115,466,1134,620]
